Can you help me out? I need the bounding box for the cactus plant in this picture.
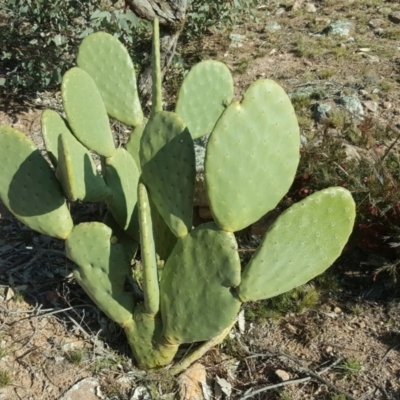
[0,19,356,372]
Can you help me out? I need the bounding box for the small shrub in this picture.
[0,370,11,388]
[183,0,259,40]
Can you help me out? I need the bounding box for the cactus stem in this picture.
[138,182,160,315]
[151,18,162,115]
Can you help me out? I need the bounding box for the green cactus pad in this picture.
[55,129,110,202]
[205,79,300,232]
[104,148,140,241]
[125,120,147,173]
[150,197,177,262]
[41,109,70,167]
[138,183,159,315]
[77,32,143,127]
[140,111,195,238]
[0,126,73,239]
[237,187,356,302]
[61,67,115,157]
[66,222,138,326]
[160,222,241,344]
[176,60,234,139]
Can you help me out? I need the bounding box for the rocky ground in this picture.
[1,0,400,399]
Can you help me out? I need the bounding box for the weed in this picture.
[66,349,85,365]
[245,284,320,321]
[318,69,336,79]
[234,58,251,75]
[313,272,340,291]
[336,357,363,379]
[291,95,312,111]
[351,304,363,317]
[278,390,294,400]
[101,378,129,399]
[13,291,25,303]
[222,335,246,358]
[295,38,324,58]
[0,347,8,359]
[91,356,118,374]
[383,29,400,41]
[379,79,394,92]
[331,395,347,400]
[0,370,11,388]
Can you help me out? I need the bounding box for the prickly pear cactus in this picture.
[0,19,356,372]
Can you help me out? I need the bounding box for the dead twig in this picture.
[241,348,357,400]
[240,358,342,399]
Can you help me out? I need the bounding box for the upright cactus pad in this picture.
[205,79,300,232]
[237,187,356,302]
[160,222,241,344]
[0,126,73,239]
[104,148,140,241]
[41,109,69,167]
[62,67,115,157]
[125,120,147,173]
[140,111,196,238]
[66,222,138,326]
[55,129,110,202]
[138,183,159,315]
[77,32,143,127]
[176,60,234,139]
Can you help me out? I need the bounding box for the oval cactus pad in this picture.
[176,60,234,139]
[237,187,356,302]
[66,222,137,325]
[62,67,115,157]
[104,148,140,241]
[56,129,110,202]
[160,222,241,344]
[140,111,195,238]
[205,79,300,232]
[0,126,73,239]
[77,32,143,127]
[41,109,70,167]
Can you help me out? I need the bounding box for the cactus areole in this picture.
[0,19,356,372]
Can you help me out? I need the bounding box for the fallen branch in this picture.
[240,357,342,399]
[240,347,357,400]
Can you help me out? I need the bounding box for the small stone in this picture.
[275,369,290,381]
[359,321,366,329]
[363,100,378,112]
[325,20,354,37]
[292,1,303,12]
[362,54,380,63]
[59,378,100,400]
[359,89,369,97]
[312,101,336,122]
[383,101,392,109]
[229,33,245,48]
[368,18,385,29]
[305,3,317,13]
[326,346,333,353]
[339,95,364,120]
[286,323,297,334]
[275,7,286,15]
[178,363,208,400]
[334,306,342,314]
[265,21,282,32]
[389,11,400,24]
